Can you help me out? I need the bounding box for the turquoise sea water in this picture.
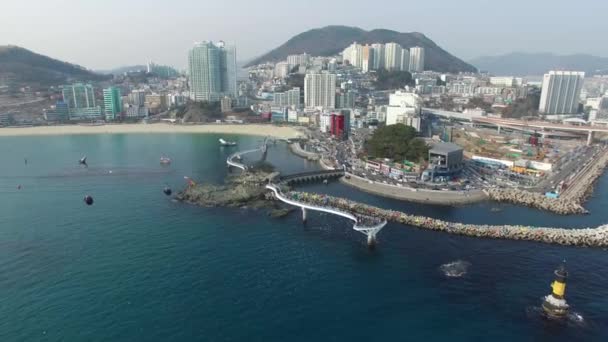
[0,133,607,341]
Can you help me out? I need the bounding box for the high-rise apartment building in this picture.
[103,87,122,120]
[539,71,585,115]
[62,83,102,120]
[130,90,147,107]
[62,83,96,109]
[409,47,425,72]
[371,43,385,70]
[400,49,410,73]
[188,41,237,102]
[273,87,301,107]
[287,53,310,68]
[304,73,336,109]
[384,43,403,71]
[361,45,372,73]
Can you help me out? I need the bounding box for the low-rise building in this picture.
[424,142,464,181]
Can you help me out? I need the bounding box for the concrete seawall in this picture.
[289,143,320,161]
[291,191,608,248]
[341,174,487,205]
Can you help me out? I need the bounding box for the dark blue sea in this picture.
[0,133,607,341]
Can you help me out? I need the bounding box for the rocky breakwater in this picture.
[288,191,608,248]
[177,171,293,217]
[485,189,587,215]
[486,147,608,215]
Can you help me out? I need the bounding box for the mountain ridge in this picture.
[245,25,476,73]
[0,45,109,87]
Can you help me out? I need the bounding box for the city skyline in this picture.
[1,0,607,70]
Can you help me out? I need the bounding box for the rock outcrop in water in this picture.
[177,171,280,208]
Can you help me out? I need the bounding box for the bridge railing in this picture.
[280,170,345,182]
[266,184,357,222]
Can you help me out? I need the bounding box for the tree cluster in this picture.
[366,124,429,162]
[373,70,414,90]
[501,93,540,119]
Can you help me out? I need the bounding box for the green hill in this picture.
[245,26,476,73]
[0,45,110,86]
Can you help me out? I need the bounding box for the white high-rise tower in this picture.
[409,47,425,72]
[304,73,336,109]
[188,41,237,102]
[539,71,585,115]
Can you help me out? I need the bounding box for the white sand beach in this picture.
[0,123,304,139]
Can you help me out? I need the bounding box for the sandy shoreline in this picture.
[0,123,303,139]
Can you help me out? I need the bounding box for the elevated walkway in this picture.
[266,184,386,246]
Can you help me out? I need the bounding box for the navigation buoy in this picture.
[163,187,172,196]
[542,263,569,319]
[84,195,94,206]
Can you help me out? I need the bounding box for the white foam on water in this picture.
[440,260,471,278]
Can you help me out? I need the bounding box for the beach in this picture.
[0,123,303,139]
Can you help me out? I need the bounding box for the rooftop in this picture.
[430,142,463,154]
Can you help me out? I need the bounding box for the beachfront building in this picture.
[319,112,332,133]
[103,87,122,120]
[188,41,237,102]
[273,87,301,107]
[62,83,103,120]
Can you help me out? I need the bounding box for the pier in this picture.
[226,138,271,171]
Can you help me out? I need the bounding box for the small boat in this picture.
[219,138,237,146]
[160,156,172,165]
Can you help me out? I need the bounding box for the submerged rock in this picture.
[269,208,293,218]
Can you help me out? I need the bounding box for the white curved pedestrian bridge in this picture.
[226,140,270,171]
[266,184,387,245]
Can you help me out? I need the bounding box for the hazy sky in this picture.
[1,0,606,70]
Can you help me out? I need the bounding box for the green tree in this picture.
[366,124,428,162]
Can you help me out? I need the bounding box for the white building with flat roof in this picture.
[274,62,290,78]
[386,91,422,131]
[319,112,332,133]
